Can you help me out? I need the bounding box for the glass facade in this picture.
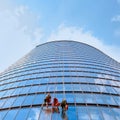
[0,40,120,120]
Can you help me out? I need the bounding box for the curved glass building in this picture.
[0,40,120,120]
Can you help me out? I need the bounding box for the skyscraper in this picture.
[0,40,120,120]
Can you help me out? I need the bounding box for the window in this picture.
[88,107,104,120]
[101,108,117,120]
[12,96,26,107]
[15,108,30,120]
[2,97,16,108]
[26,108,40,120]
[4,109,18,120]
[78,107,90,120]
[22,95,35,106]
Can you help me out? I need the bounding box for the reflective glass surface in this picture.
[0,41,120,120]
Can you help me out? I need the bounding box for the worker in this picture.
[52,97,60,113]
[44,93,51,108]
[61,99,68,111]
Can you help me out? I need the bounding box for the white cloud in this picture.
[0,1,120,73]
[47,24,120,63]
[111,15,120,22]
[0,1,43,72]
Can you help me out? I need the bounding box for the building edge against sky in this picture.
[0,40,120,120]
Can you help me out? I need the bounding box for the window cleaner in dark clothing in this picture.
[44,93,51,108]
[61,99,68,120]
[52,97,60,113]
[61,99,68,111]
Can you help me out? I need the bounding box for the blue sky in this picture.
[0,0,120,72]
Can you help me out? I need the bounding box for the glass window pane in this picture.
[0,91,6,98]
[38,85,47,92]
[78,107,90,120]
[29,86,39,93]
[4,109,18,120]
[15,108,30,120]
[47,85,56,92]
[106,86,116,94]
[0,99,6,108]
[101,108,116,120]
[0,110,8,120]
[97,86,107,93]
[88,107,104,120]
[67,107,77,120]
[3,97,16,108]
[112,108,120,120]
[39,106,52,120]
[75,94,85,103]
[12,88,22,96]
[81,85,91,91]
[20,87,31,94]
[12,96,26,107]
[103,95,116,105]
[64,84,72,91]
[84,94,95,103]
[66,94,74,103]
[56,84,63,91]
[23,95,35,105]
[26,108,40,120]
[33,94,45,104]
[73,84,82,91]
[4,89,15,97]
[56,93,64,102]
[113,96,120,105]
[95,94,104,104]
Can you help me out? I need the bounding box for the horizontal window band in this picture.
[1,69,120,83]
[1,60,120,81]
[0,103,120,111]
[0,91,120,100]
[0,81,120,93]
[0,75,120,87]
[8,57,120,71]
[1,64,120,82]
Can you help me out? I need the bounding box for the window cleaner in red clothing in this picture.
[52,97,60,113]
